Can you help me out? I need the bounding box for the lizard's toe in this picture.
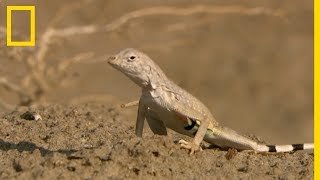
[178,139,189,145]
[179,140,202,155]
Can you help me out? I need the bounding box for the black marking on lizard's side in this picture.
[184,118,213,136]
[266,145,277,152]
[183,118,199,136]
[184,118,197,130]
[292,144,304,151]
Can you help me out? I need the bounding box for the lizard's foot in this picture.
[178,139,202,155]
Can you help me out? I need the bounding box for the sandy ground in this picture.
[0,104,314,179]
[0,0,314,179]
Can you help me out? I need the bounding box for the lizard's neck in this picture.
[143,65,169,91]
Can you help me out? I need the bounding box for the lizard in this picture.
[108,48,314,155]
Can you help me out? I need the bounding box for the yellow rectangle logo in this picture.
[7,6,35,46]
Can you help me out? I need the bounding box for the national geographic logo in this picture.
[7,6,35,46]
[1,3,36,46]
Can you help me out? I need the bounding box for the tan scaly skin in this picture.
[108,48,314,155]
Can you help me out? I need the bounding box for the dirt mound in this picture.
[0,104,313,179]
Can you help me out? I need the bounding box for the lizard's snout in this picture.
[108,56,116,65]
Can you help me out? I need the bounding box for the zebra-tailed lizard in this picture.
[108,48,314,155]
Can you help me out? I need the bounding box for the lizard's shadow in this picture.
[0,139,77,157]
[205,144,230,151]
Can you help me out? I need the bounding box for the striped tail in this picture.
[204,126,314,153]
[257,143,314,152]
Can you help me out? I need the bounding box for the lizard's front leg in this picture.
[179,118,209,155]
[136,97,147,137]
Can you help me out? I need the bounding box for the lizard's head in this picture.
[108,48,154,87]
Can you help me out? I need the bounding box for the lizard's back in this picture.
[145,78,219,129]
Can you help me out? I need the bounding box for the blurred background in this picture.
[0,0,313,143]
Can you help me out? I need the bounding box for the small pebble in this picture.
[20,111,42,121]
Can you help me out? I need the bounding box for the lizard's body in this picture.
[108,48,313,154]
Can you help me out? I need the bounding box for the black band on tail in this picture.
[292,144,304,151]
[267,145,277,152]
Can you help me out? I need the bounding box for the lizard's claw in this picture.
[178,139,202,155]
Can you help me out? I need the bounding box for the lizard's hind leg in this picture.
[179,118,210,155]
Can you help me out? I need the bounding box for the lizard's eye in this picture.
[127,56,136,62]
